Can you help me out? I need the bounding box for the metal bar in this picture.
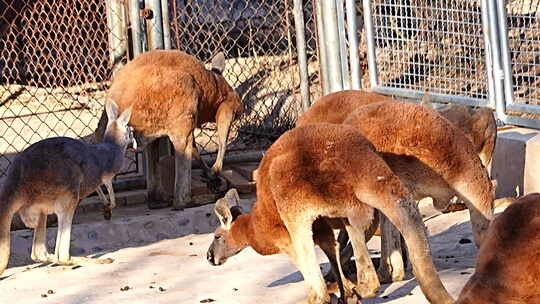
[106,0,128,74]
[315,0,330,95]
[503,115,540,129]
[292,0,311,112]
[161,0,172,49]
[485,0,508,122]
[371,86,486,107]
[495,0,521,123]
[346,0,361,89]
[145,0,164,50]
[480,0,496,109]
[129,0,143,57]
[336,0,350,90]
[321,0,344,93]
[362,0,378,88]
[506,103,540,115]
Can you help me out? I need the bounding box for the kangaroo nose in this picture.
[207,250,216,266]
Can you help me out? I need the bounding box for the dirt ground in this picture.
[0,196,510,304]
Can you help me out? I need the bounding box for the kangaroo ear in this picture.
[420,90,431,106]
[230,205,243,221]
[223,188,240,204]
[215,198,233,229]
[491,179,498,197]
[117,106,132,126]
[105,99,119,121]
[211,52,226,74]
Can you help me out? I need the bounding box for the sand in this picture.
[0,198,507,304]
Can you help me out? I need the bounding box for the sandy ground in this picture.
[0,198,507,304]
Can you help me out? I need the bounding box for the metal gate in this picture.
[311,0,540,130]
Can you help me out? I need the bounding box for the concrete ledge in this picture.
[490,127,540,198]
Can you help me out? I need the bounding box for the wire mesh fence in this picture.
[0,0,141,183]
[505,0,540,109]
[0,0,323,186]
[365,0,489,103]
[168,0,322,155]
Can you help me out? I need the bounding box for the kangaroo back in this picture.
[344,101,494,246]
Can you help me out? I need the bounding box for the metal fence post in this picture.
[129,0,143,57]
[161,0,172,49]
[293,0,311,113]
[321,0,344,93]
[145,0,164,49]
[483,0,507,122]
[315,0,330,95]
[346,0,361,89]
[105,0,128,74]
[336,0,350,90]
[362,0,378,89]
[480,0,496,110]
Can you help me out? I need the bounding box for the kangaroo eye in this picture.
[214,235,223,241]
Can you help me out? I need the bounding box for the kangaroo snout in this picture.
[206,249,221,266]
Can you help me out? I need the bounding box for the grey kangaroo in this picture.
[0,100,133,276]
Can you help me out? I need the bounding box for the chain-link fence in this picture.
[0,0,141,184]
[0,0,324,187]
[168,0,322,155]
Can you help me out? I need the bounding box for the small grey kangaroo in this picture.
[0,100,133,276]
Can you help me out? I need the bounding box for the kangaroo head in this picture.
[207,188,245,266]
[209,52,243,118]
[103,99,135,151]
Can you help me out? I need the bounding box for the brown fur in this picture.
[103,50,243,208]
[435,104,497,168]
[457,193,540,304]
[344,101,494,244]
[297,90,497,168]
[296,90,395,127]
[296,91,495,290]
[298,90,494,245]
[207,124,453,304]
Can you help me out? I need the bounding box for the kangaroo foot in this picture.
[201,171,226,194]
[147,191,172,209]
[326,278,357,298]
[355,281,378,299]
[31,253,54,264]
[54,256,114,266]
[103,206,112,220]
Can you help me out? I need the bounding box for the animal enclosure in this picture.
[0,0,321,186]
[1,0,540,188]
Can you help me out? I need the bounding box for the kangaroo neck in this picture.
[230,214,253,249]
[95,141,125,174]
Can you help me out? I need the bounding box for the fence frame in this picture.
[494,0,540,129]
[315,0,540,130]
[362,0,491,108]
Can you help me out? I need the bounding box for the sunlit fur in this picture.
[207,124,453,304]
[95,50,243,208]
[457,193,540,304]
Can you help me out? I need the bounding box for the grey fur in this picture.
[0,101,133,275]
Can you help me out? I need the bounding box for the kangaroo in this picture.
[96,50,243,209]
[427,103,496,169]
[0,100,133,276]
[297,90,496,289]
[206,124,454,304]
[456,193,540,304]
[297,90,497,168]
